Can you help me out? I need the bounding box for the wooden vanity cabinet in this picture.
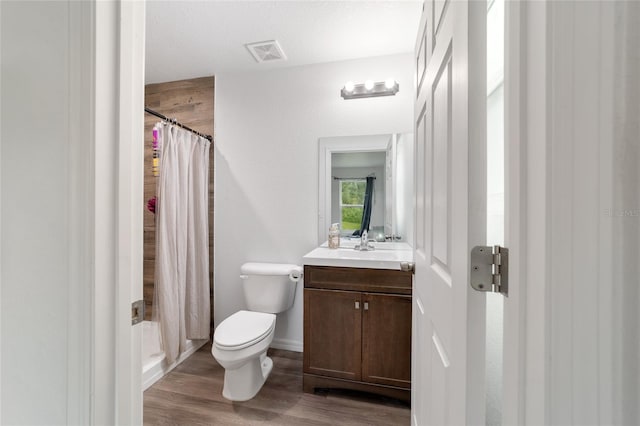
[303,265,412,402]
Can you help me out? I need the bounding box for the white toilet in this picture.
[212,262,302,401]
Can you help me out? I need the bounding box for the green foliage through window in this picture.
[340,180,365,230]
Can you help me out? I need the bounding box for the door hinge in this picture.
[470,245,509,296]
[131,299,145,325]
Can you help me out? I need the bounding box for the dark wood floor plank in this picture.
[144,343,410,426]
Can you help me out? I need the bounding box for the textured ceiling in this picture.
[145,0,422,84]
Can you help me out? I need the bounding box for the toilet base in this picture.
[222,353,274,401]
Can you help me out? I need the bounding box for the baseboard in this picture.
[271,337,302,352]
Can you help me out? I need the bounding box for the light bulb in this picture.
[364,80,374,91]
[385,78,396,89]
[344,81,355,93]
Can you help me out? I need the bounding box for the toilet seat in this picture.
[214,310,276,350]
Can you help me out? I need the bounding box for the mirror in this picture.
[318,133,414,246]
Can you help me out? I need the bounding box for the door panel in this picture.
[429,339,448,425]
[362,293,412,388]
[303,289,362,381]
[417,35,428,94]
[411,295,430,425]
[431,49,452,268]
[431,266,453,360]
[434,0,448,40]
[415,106,428,256]
[412,0,486,424]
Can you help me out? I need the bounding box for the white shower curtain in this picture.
[154,123,210,364]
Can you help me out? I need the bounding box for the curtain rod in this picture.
[332,176,376,180]
[144,107,213,142]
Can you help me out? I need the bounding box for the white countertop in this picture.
[302,240,414,270]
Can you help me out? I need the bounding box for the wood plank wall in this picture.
[143,76,215,337]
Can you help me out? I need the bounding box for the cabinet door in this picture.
[304,289,362,381]
[362,293,412,388]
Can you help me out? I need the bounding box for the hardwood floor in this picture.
[144,343,410,425]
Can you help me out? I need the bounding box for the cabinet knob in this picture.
[364,302,369,311]
[355,301,360,309]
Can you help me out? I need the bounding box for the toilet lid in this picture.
[214,310,276,350]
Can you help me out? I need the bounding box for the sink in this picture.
[304,241,414,270]
[320,239,412,251]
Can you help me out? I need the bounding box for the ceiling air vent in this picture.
[245,40,287,63]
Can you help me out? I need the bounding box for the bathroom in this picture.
[4,0,639,425]
[141,1,420,424]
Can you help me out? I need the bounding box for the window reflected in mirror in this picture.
[339,180,366,231]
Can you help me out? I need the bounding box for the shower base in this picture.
[142,320,208,390]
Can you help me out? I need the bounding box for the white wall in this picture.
[214,53,413,350]
[1,2,72,423]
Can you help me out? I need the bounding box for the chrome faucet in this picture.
[355,230,375,251]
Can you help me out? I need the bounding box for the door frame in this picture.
[69,1,145,424]
[502,1,550,423]
[501,0,532,423]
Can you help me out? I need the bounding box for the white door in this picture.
[411,1,487,425]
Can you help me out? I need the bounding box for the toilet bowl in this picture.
[212,310,276,401]
[211,262,302,401]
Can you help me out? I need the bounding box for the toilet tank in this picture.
[240,263,303,314]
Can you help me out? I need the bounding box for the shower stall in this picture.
[141,86,215,389]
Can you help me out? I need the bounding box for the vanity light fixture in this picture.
[344,81,355,92]
[340,78,399,100]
